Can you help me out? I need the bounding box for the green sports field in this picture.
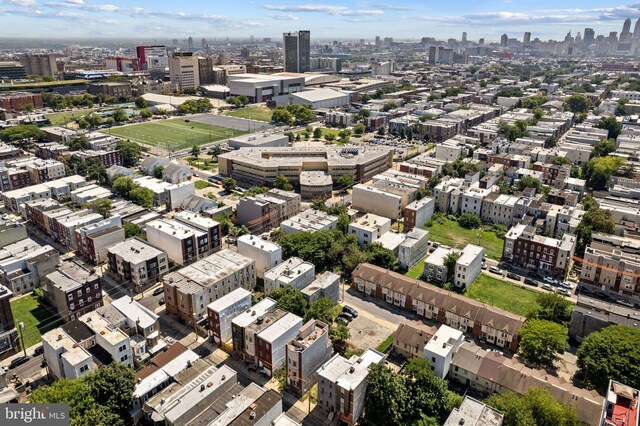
[102,119,246,150]
[223,106,273,122]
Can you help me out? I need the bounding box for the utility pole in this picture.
[18,322,27,358]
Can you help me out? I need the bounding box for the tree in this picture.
[576,206,615,253]
[140,108,153,119]
[84,363,135,418]
[123,223,146,239]
[66,135,88,151]
[516,175,543,193]
[583,156,625,190]
[129,186,154,208]
[595,116,623,139]
[364,364,408,426]
[521,95,549,109]
[0,124,44,143]
[337,212,350,234]
[592,138,617,157]
[338,173,354,190]
[357,93,371,103]
[324,133,336,143]
[304,297,337,324]
[377,126,386,136]
[222,177,237,192]
[518,319,569,367]
[112,108,128,123]
[134,96,148,108]
[458,212,481,229]
[565,94,592,113]
[485,387,579,426]
[443,251,461,283]
[528,292,573,325]
[112,176,136,197]
[364,243,400,271]
[274,174,293,191]
[552,156,571,165]
[312,127,322,139]
[208,145,223,156]
[191,145,200,158]
[271,108,294,126]
[85,157,108,184]
[269,287,308,317]
[353,123,366,135]
[153,166,164,179]
[116,140,142,167]
[86,198,112,219]
[329,323,350,354]
[381,101,398,112]
[294,105,316,124]
[404,358,455,422]
[85,113,104,128]
[577,325,640,390]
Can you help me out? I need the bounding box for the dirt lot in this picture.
[346,314,395,351]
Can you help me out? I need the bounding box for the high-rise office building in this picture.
[375,36,380,47]
[621,18,632,42]
[19,54,57,77]
[500,34,508,47]
[461,32,467,42]
[634,18,640,38]
[169,52,199,92]
[523,32,531,44]
[136,45,168,70]
[583,28,595,45]
[187,36,194,50]
[283,30,310,73]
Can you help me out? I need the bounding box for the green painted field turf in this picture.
[223,106,273,122]
[102,119,246,150]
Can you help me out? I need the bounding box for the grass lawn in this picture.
[296,127,341,139]
[102,119,246,151]
[45,108,99,126]
[424,216,504,260]
[376,334,395,353]
[405,258,426,279]
[10,294,64,349]
[223,106,273,122]
[466,274,540,317]
[194,180,213,190]
[187,157,218,171]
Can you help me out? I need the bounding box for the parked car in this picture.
[594,291,611,301]
[153,287,164,296]
[529,271,542,279]
[342,306,358,318]
[559,281,573,290]
[338,312,354,322]
[616,299,634,308]
[336,316,350,325]
[501,263,513,271]
[481,263,487,270]
[543,276,558,285]
[159,297,165,305]
[9,356,29,369]
[33,346,44,356]
[577,285,592,295]
[523,278,538,287]
[506,272,521,281]
[542,283,554,291]
[489,266,503,275]
[164,337,176,345]
[431,242,440,248]
[557,288,572,296]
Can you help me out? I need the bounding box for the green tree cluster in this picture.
[0,124,44,143]
[86,198,112,219]
[499,119,529,141]
[364,359,462,426]
[521,95,549,109]
[485,387,579,426]
[31,363,135,426]
[457,212,481,229]
[583,156,625,190]
[441,159,480,178]
[381,101,398,112]
[65,135,89,151]
[527,292,573,325]
[595,116,623,139]
[123,223,146,239]
[116,140,143,167]
[176,98,213,114]
[577,325,640,390]
[565,94,592,113]
[271,105,316,125]
[518,319,569,367]
[576,204,615,253]
[227,96,249,107]
[274,174,294,191]
[112,176,154,208]
[42,93,96,110]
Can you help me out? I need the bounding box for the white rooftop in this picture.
[232,298,277,329]
[111,295,159,330]
[207,288,252,313]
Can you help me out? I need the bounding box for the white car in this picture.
[164,337,176,345]
[489,266,503,275]
[542,283,555,291]
[557,288,572,296]
[559,281,574,290]
[543,276,558,285]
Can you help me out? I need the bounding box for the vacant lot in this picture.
[103,119,246,150]
[405,258,426,279]
[45,108,99,126]
[295,127,341,139]
[466,274,539,317]
[10,295,64,349]
[424,216,504,260]
[223,106,273,122]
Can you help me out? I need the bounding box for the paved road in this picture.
[341,284,416,331]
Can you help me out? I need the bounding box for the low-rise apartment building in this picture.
[264,257,315,295]
[107,237,169,289]
[237,235,282,278]
[454,244,484,290]
[286,320,332,396]
[404,197,435,229]
[207,288,252,345]
[231,298,277,355]
[164,250,256,325]
[280,208,338,234]
[352,264,525,351]
[302,271,341,303]
[0,284,18,357]
[237,189,302,234]
[391,320,437,360]
[256,312,304,376]
[43,261,103,322]
[0,238,59,295]
[398,228,430,269]
[316,349,385,426]
[348,213,391,247]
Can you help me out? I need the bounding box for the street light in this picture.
[18,322,27,358]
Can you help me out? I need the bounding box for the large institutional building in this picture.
[218,146,393,187]
[283,30,310,73]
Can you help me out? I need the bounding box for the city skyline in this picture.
[3,0,640,41]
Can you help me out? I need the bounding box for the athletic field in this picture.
[102,119,246,150]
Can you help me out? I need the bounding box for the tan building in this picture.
[392,320,437,359]
[168,52,199,92]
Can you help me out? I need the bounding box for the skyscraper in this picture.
[620,18,632,42]
[523,32,531,44]
[583,28,595,46]
[461,32,467,42]
[634,18,640,38]
[500,34,508,47]
[283,30,310,73]
[187,36,194,50]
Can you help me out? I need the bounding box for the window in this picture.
[77,290,82,296]
[119,345,126,352]
[79,364,88,373]
[94,284,99,290]
[68,294,73,301]
[69,303,75,310]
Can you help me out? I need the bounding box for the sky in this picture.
[2,0,640,42]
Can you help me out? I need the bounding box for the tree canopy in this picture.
[485,387,579,426]
[595,116,623,140]
[518,319,569,367]
[86,198,112,219]
[116,140,143,167]
[583,156,625,190]
[577,325,640,390]
[176,98,213,114]
[528,292,573,325]
[565,94,592,113]
[575,204,616,253]
[269,287,308,317]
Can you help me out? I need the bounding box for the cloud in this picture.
[5,0,38,5]
[267,13,299,20]
[363,3,410,11]
[263,3,383,16]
